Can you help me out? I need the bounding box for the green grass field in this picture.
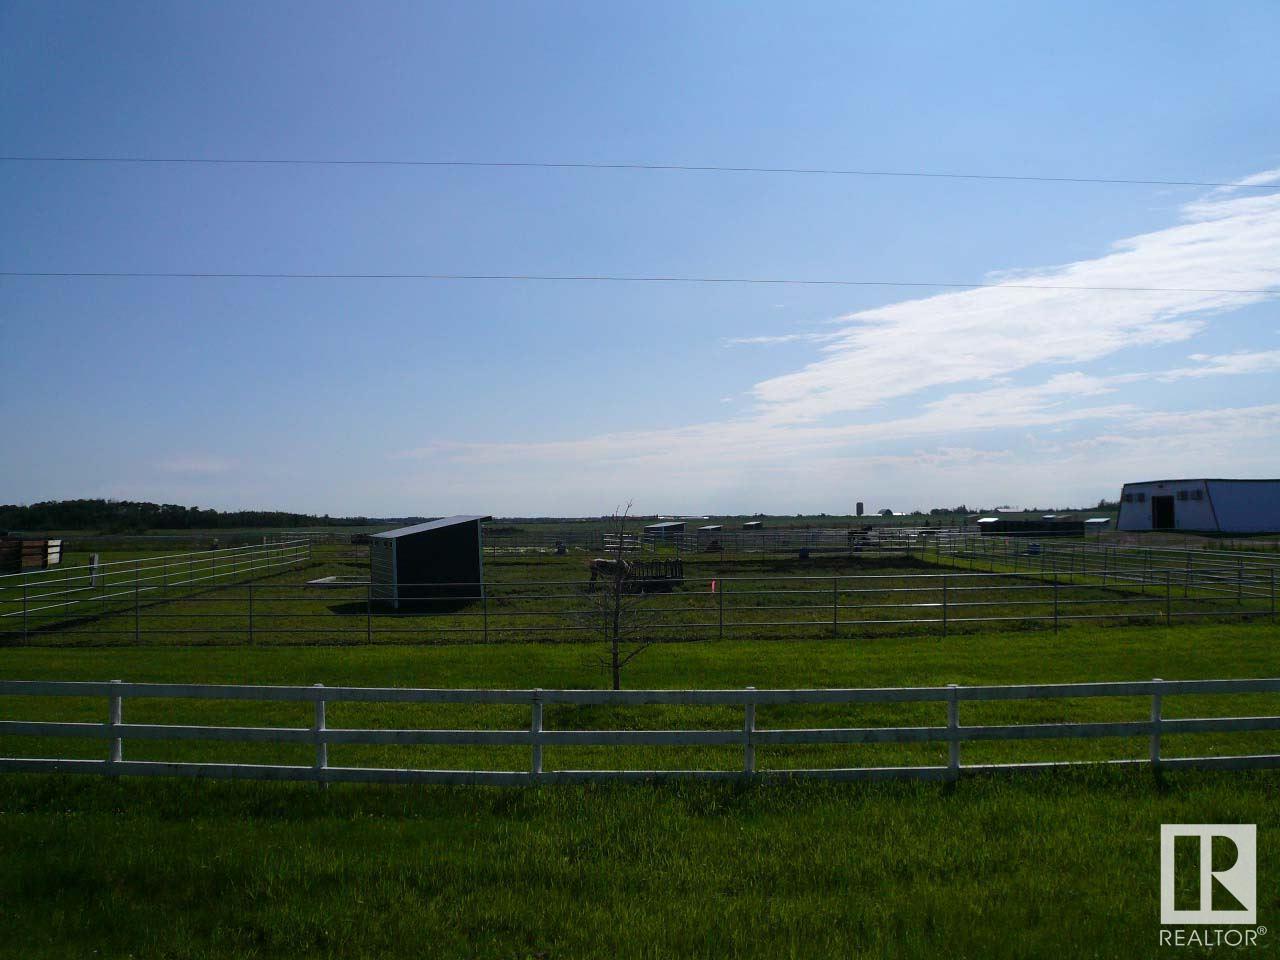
[2,620,1279,958]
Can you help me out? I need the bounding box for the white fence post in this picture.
[531,689,543,779]
[1150,678,1162,776]
[947,684,960,781]
[743,686,756,775]
[108,679,123,769]
[313,683,328,786]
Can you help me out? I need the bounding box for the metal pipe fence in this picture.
[0,540,311,633]
[485,527,957,556]
[934,534,1280,597]
[2,564,1274,646]
[2,534,1278,645]
[1,676,1277,785]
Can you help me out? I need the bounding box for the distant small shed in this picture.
[644,521,686,537]
[369,515,491,608]
[743,521,763,530]
[0,537,62,574]
[698,524,722,532]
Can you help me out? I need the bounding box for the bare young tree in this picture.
[582,503,664,690]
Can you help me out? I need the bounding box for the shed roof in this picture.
[644,521,685,530]
[372,515,492,539]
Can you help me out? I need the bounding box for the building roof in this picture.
[372,515,492,539]
[1121,478,1280,486]
[644,521,685,530]
[698,524,722,531]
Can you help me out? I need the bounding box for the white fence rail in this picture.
[2,677,1278,785]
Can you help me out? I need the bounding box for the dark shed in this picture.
[370,515,491,607]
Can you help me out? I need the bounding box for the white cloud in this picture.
[725,332,844,346]
[749,183,1280,424]
[1153,349,1280,381]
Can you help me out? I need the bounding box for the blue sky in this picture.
[2,1,1278,516]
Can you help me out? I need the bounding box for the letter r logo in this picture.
[1161,824,1256,925]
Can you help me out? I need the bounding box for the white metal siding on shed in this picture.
[1117,478,1280,533]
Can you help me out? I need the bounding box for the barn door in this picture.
[1151,495,1175,530]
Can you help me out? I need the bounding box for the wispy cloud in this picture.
[724,331,844,346]
[1153,349,1280,381]
[750,173,1280,425]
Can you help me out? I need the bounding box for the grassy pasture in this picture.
[1,621,1279,958]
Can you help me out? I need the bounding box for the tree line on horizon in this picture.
[0,499,377,533]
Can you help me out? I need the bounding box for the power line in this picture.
[2,155,1278,191]
[2,271,1276,296]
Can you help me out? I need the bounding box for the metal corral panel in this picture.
[1117,479,1280,533]
[976,518,1084,536]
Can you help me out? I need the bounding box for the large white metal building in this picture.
[1116,479,1280,533]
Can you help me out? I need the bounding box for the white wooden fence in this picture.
[2,677,1279,785]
